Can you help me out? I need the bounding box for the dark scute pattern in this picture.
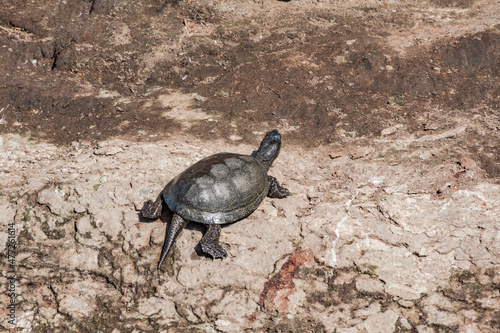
[163,153,269,224]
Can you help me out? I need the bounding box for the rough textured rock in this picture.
[0,128,499,332]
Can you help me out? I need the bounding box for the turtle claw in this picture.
[199,224,227,259]
[278,187,292,197]
[201,243,228,259]
[267,176,291,198]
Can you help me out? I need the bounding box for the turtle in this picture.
[141,129,291,269]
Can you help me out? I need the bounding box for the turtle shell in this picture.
[163,152,270,224]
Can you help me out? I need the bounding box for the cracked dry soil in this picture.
[1,0,500,332]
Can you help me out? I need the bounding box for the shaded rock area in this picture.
[0,0,499,332]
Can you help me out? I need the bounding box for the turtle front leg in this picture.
[200,224,227,259]
[157,214,188,269]
[267,176,291,198]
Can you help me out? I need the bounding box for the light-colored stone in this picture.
[0,231,9,253]
[356,302,381,317]
[76,214,93,234]
[416,126,466,142]
[0,203,16,225]
[477,295,500,309]
[55,281,106,317]
[417,325,435,333]
[350,147,375,159]
[350,242,430,300]
[398,299,414,308]
[177,263,254,289]
[137,297,177,318]
[215,316,242,333]
[399,317,412,330]
[90,204,124,240]
[122,222,156,251]
[424,305,461,327]
[424,293,455,311]
[60,246,99,271]
[94,145,124,156]
[38,187,72,216]
[355,275,385,294]
[362,309,399,333]
[381,125,400,136]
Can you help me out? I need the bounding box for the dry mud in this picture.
[0,0,500,332]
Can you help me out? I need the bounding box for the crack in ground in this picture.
[48,284,60,312]
[377,204,402,228]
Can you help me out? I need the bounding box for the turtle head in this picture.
[251,129,282,170]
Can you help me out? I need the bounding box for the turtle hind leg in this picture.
[157,214,188,269]
[267,176,291,198]
[141,194,163,219]
[200,224,227,259]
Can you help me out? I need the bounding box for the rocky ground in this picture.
[0,0,499,332]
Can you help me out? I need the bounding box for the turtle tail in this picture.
[157,214,188,269]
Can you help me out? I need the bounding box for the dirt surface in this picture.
[1,0,500,332]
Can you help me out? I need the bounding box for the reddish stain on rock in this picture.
[258,249,314,313]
